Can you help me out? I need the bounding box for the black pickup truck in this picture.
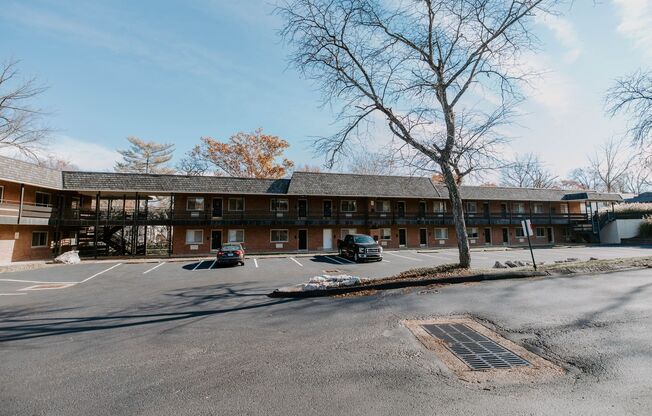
[337,234,383,262]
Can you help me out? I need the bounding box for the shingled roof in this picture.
[61,171,290,194]
[0,155,63,189]
[562,191,623,202]
[432,184,571,201]
[287,172,443,198]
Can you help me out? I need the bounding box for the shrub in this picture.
[639,215,652,238]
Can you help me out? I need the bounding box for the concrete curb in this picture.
[268,270,548,298]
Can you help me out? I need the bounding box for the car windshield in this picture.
[222,245,241,251]
[353,235,375,244]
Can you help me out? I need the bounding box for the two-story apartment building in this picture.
[0,156,622,262]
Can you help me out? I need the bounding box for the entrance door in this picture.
[399,229,407,247]
[211,230,222,251]
[323,200,332,218]
[502,228,509,244]
[547,227,554,243]
[298,199,308,217]
[71,197,80,219]
[418,201,426,218]
[397,202,406,218]
[419,228,427,246]
[298,229,308,250]
[484,228,491,244]
[323,229,333,250]
[212,198,223,217]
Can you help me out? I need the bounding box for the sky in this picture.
[0,0,651,180]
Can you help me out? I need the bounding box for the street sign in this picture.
[521,219,537,270]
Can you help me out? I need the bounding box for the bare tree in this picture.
[583,137,632,193]
[346,151,398,175]
[606,70,652,146]
[0,60,49,158]
[501,153,558,188]
[36,154,78,171]
[621,157,651,194]
[176,153,210,176]
[115,137,175,174]
[277,0,554,267]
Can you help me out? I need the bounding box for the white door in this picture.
[323,229,333,250]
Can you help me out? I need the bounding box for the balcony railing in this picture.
[49,208,590,226]
[0,199,54,224]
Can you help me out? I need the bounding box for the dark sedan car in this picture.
[216,243,245,266]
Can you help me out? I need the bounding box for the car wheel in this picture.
[240,261,245,266]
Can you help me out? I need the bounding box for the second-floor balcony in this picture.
[50,207,590,227]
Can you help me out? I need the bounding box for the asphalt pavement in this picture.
[1,245,651,415]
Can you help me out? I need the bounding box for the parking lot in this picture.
[1,245,652,415]
[1,245,651,300]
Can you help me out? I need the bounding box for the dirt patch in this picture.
[404,316,564,385]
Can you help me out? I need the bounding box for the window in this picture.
[228,198,244,212]
[35,192,51,207]
[435,228,448,240]
[0,185,4,203]
[270,229,289,243]
[466,202,477,214]
[467,227,479,238]
[513,202,525,214]
[560,203,569,214]
[515,228,525,237]
[228,229,244,243]
[270,199,289,211]
[533,203,544,214]
[31,231,48,248]
[376,200,391,213]
[434,201,446,213]
[340,200,357,212]
[536,227,545,237]
[186,197,205,211]
[185,230,203,244]
[380,228,391,240]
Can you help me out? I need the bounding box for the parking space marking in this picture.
[0,293,27,296]
[382,259,391,262]
[192,260,206,271]
[385,252,423,261]
[143,262,166,274]
[0,278,78,284]
[80,263,122,283]
[209,259,217,269]
[336,256,356,264]
[325,256,345,265]
[290,257,303,267]
[254,258,259,268]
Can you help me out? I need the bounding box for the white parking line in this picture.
[143,262,166,274]
[334,255,356,264]
[80,263,122,283]
[290,257,303,267]
[0,278,77,284]
[325,256,345,265]
[192,260,205,271]
[416,253,442,258]
[382,259,391,263]
[209,259,217,269]
[0,293,27,296]
[385,252,423,261]
[254,258,259,268]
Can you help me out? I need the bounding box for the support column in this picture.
[17,184,25,224]
[94,192,100,259]
[168,194,174,257]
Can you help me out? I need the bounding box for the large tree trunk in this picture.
[441,164,471,268]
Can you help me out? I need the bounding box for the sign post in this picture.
[521,219,537,271]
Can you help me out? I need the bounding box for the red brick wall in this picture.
[0,225,53,262]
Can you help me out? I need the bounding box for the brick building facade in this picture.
[0,156,622,262]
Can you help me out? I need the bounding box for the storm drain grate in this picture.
[421,323,530,371]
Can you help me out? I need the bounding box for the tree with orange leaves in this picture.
[181,129,294,178]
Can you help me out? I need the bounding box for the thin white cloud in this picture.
[535,14,583,63]
[518,53,577,115]
[46,136,120,171]
[613,0,652,58]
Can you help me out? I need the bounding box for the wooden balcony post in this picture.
[17,184,25,224]
[94,192,100,259]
